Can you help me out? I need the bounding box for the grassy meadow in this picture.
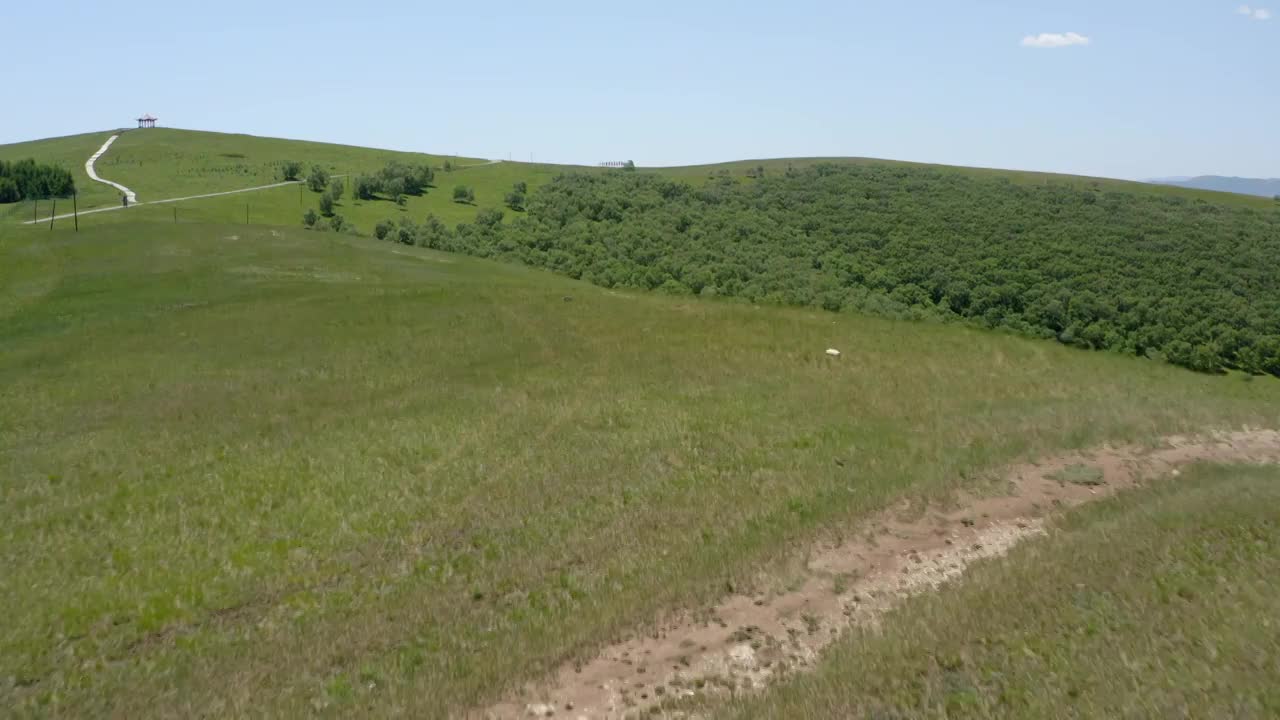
[1,128,585,230]
[724,463,1280,719]
[2,218,1279,717]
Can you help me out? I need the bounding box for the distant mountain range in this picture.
[1147,176,1280,198]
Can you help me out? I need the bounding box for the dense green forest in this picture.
[0,158,75,202]
[366,164,1280,376]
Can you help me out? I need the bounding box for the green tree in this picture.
[281,161,303,181]
[476,208,504,227]
[0,177,18,203]
[374,219,395,240]
[306,165,330,192]
[355,175,378,200]
[453,185,473,204]
[328,177,345,201]
[385,177,406,206]
[505,190,526,211]
[319,191,335,217]
[302,208,319,228]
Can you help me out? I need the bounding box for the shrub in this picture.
[355,175,378,200]
[329,177,345,201]
[396,219,417,245]
[306,165,330,192]
[374,219,395,240]
[453,185,474,204]
[505,191,526,211]
[281,161,303,181]
[319,191,335,217]
[476,208,504,227]
[302,208,319,228]
[329,214,347,233]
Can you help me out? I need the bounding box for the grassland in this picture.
[0,128,585,230]
[3,128,1273,234]
[2,218,1278,717]
[723,463,1280,719]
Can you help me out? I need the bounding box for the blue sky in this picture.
[3,1,1275,179]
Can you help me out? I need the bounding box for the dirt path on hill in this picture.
[484,429,1280,719]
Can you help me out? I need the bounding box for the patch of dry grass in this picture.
[722,463,1280,718]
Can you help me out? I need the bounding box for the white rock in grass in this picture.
[826,348,842,358]
[525,703,555,717]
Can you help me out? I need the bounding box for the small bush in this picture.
[374,219,395,240]
[355,175,378,201]
[307,165,330,192]
[281,161,303,181]
[476,208,504,227]
[302,208,319,228]
[453,185,474,204]
[329,177,345,201]
[319,191,335,217]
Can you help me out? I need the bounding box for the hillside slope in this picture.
[3,220,1277,716]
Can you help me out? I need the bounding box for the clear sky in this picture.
[3,1,1275,179]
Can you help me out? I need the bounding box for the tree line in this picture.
[374,164,1279,376]
[0,158,75,203]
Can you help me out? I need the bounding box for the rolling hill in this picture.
[3,128,1279,717]
[2,128,1274,230]
[1149,175,1280,198]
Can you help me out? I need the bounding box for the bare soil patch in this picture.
[484,429,1280,719]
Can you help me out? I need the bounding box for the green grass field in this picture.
[2,217,1278,717]
[2,128,1279,717]
[723,463,1280,719]
[0,128,587,230]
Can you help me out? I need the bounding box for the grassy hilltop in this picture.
[2,128,1279,717]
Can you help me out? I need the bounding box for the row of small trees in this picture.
[0,158,76,203]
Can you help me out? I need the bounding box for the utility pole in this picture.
[73,192,79,232]
[49,199,56,230]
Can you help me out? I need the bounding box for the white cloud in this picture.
[1237,4,1272,19]
[1021,32,1091,48]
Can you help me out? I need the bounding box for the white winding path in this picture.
[23,180,310,225]
[84,134,137,205]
